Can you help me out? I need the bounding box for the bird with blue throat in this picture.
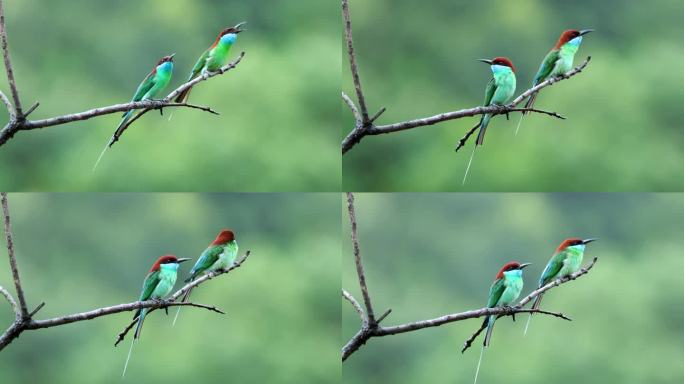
[523,237,596,336]
[122,254,190,377]
[93,54,175,171]
[462,57,517,185]
[515,29,593,135]
[468,261,531,384]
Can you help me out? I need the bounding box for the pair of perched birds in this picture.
[122,229,239,376]
[94,23,245,170]
[469,237,596,384]
[462,29,593,184]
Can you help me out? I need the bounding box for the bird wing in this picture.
[539,251,565,287]
[482,78,496,107]
[189,245,222,277]
[130,70,157,103]
[132,270,161,319]
[486,277,506,308]
[532,49,560,85]
[188,48,211,81]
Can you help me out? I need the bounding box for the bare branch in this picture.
[342,289,365,322]
[0,89,14,120]
[341,92,361,123]
[1,192,27,317]
[342,56,591,153]
[0,284,17,317]
[0,0,22,116]
[346,192,376,323]
[0,52,245,146]
[342,0,369,122]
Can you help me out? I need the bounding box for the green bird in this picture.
[172,229,238,326]
[523,237,596,336]
[123,255,190,377]
[470,261,530,384]
[462,57,517,185]
[173,22,245,104]
[516,29,593,135]
[94,54,175,171]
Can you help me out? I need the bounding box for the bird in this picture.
[173,22,245,105]
[122,254,190,377]
[523,237,596,336]
[462,57,517,185]
[93,54,175,171]
[471,261,530,384]
[515,29,593,135]
[172,229,238,326]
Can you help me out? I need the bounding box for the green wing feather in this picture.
[483,78,496,106]
[132,270,160,319]
[188,48,211,81]
[533,49,560,85]
[486,277,506,308]
[187,245,222,281]
[121,70,156,118]
[539,251,565,286]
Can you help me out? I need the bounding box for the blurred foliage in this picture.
[0,0,340,191]
[343,193,684,383]
[0,193,340,383]
[342,0,684,191]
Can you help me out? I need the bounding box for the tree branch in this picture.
[342,289,365,322]
[0,50,245,146]
[0,193,252,351]
[0,0,22,117]
[339,11,592,155]
[346,192,377,324]
[1,192,27,317]
[341,193,598,361]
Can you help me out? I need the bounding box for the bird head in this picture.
[158,53,175,64]
[555,29,593,48]
[149,255,190,272]
[217,22,246,45]
[556,237,597,253]
[211,229,236,245]
[495,261,531,279]
[478,57,516,73]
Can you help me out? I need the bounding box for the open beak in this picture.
[168,53,176,60]
[519,263,532,269]
[579,29,594,36]
[477,58,493,65]
[582,238,598,245]
[176,258,191,263]
[234,21,247,33]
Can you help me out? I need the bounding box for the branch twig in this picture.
[341,192,598,361]
[1,192,27,317]
[0,0,22,117]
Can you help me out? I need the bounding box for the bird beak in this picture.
[579,29,594,36]
[234,21,247,33]
[477,59,493,65]
[169,53,176,60]
[582,238,598,245]
[176,258,191,263]
[519,263,532,269]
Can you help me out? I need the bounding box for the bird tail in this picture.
[122,335,135,377]
[475,114,491,146]
[483,314,496,347]
[174,87,193,104]
[133,307,147,339]
[515,92,538,136]
[92,110,132,172]
[172,286,194,327]
[462,143,478,185]
[473,343,485,384]
[524,293,544,336]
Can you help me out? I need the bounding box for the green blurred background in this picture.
[342,0,684,191]
[343,193,684,383]
[0,193,339,383]
[0,0,340,191]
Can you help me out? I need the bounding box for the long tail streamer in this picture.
[462,145,477,185]
[523,313,533,336]
[515,114,524,136]
[473,344,485,384]
[122,337,135,377]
